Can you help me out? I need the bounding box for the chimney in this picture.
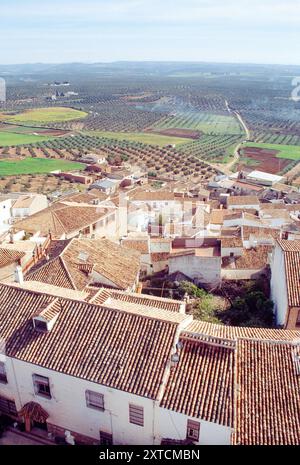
[14,266,24,285]
[9,230,14,244]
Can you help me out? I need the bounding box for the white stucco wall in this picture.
[223,218,261,228]
[228,203,259,210]
[0,199,12,226]
[169,255,221,287]
[150,240,171,254]
[156,407,231,445]
[270,245,289,326]
[1,357,156,445]
[221,268,266,280]
[221,247,243,257]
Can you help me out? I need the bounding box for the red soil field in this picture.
[238,147,290,174]
[35,129,69,136]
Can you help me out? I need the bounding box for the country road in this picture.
[184,102,251,177]
[221,100,251,173]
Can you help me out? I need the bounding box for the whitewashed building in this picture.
[0,283,299,445]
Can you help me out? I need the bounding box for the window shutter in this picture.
[186,419,200,441]
[129,404,144,427]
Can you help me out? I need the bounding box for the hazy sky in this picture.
[1,0,299,65]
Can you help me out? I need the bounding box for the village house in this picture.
[0,283,299,445]
[271,239,300,329]
[55,171,93,185]
[207,209,225,233]
[81,153,107,165]
[62,190,108,205]
[223,211,262,228]
[11,194,48,219]
[150,237,172,273]
[221,245,272,281]
[245,170,283,186]
[121,233,152,275]
[168,238,221,289]
[24,237,141,292]
[0,283,192,445]
[241,225,281,248]
[90,178,119,195]
[13,201,117,240]
[259,207,292,228]
[121,234,172,276]
[227,195,260,211]
[0,239,43,283]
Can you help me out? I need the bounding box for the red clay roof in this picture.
[0,248,25,268]
[160,337,234,427]
[233,339,300,445]
[277,240,300,307]
[26,238,141,291]
[0,283,180,399]
[227,195,259,206]
[14,202,110,237]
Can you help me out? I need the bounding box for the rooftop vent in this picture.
[33,299,61,332]
[78,251,89,262]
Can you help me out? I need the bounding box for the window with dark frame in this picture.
[0,361,7,384]
[0,395,17,416]
[33,319,48,332]
[129,404,144,427]
[85,390,104,411]
[33,374,51,398]
[100,431,113,445]
[186,419,200,442]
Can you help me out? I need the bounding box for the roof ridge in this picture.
[59,256,77,290]
[51,209,68,234]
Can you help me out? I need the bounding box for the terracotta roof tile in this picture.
[26,238,141,291]
[122,239,150,254]
[14,202,111,237]
[222,245,272,269]
[232,339,300,445]
[0,283,179,400]
[184,320,300,341]
[0,248,25,267]
[227,196,259,206]
[277,240,300,307]
[160,338,234,427]
[91,288,184,313]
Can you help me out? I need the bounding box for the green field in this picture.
[0,158,85,176]
[242,142,300,160]
[84,130,190,146]
[152,111,243,135]
[0,132,56,147]
[1,107,87,124]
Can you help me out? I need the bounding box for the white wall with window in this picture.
[156,406,232,445]
[0,356,156,445]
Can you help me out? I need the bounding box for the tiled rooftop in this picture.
[233,339,300,445]
[0,283,179,400]
[26,238,141,291]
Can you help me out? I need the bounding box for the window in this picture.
[0,395,17,416]
[86,390,104,411]
[33,318,48,332]
[186,420,200,442]
[100,431,113,445]
[129,404,144,427]
[0,362,7,384]
[33,374,51,398]
[297,310,300,327]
